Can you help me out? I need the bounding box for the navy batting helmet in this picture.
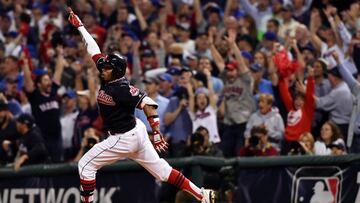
[97,53,127,79]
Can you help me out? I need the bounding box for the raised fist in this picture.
[68,8,83,28]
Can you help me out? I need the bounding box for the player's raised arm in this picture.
[67,8,103,63]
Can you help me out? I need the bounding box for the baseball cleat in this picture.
[201,188,215,203]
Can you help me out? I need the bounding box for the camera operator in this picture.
[175,126,223,203]
[238,126,279,157]
[190,126,223,157]
[73,127,100,162]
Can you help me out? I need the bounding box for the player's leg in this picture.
[129,120,215,203]
[78,129,139,203]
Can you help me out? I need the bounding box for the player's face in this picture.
[101,66,113,81]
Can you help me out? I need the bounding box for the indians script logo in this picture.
[291,167,342,203]
[98,90,116,106]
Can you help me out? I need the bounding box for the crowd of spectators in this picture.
[0,0,359,173]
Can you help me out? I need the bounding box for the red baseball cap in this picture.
[226,61,238,71]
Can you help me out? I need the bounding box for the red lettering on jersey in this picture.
[129,85,139,96]
[97,90,116,106]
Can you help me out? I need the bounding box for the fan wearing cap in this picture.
[250,63,274,97]
[187,69,221,144]
[0,100,19,165]
[315,65,353,139]
[185,52,199,71]
[140,48,158,73]
[259,31,278,56]
[68,9,215,203]
[211,29,256,157]
[14,114,49,170]
[176,23,195,53]
[22,45,65,163]
[328,139,347,155]
[278,4,299,39]
[60,90,79,161]
[158,73,174,98]
[135,77,169,134]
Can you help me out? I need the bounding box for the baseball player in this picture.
[68,9,215,203]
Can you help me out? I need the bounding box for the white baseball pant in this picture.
[78,118,172,181]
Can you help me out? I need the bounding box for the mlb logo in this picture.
[291,167,342,203]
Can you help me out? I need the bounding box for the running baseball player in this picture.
[67,8,215,203]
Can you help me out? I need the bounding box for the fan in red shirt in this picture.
[278,66,315,142]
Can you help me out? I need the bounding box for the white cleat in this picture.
[201,188,215,203]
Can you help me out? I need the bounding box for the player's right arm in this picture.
[67,8,103,64]
[142,98,168,153]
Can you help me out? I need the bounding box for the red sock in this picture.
[80,179,96,203]
[167,169,203,200]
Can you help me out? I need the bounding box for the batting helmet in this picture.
[97,53,127,79]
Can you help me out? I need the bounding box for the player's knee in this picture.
[78,156,91,177]
[157,159,172,181]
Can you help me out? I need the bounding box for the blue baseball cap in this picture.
[63,90,77,99]
[250,63,264,72]
[263,31,278,41]
[166,67,182,76]
[4,31,18,38]
[32,68,48,75]
[195,87,209,96]
[158,73,173,83]
[241,51,253,61]
[121,30,138,41]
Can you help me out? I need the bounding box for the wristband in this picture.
[147,115,160,129]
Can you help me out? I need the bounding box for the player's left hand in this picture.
[68,8,83,28]
[152,130,168,153]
